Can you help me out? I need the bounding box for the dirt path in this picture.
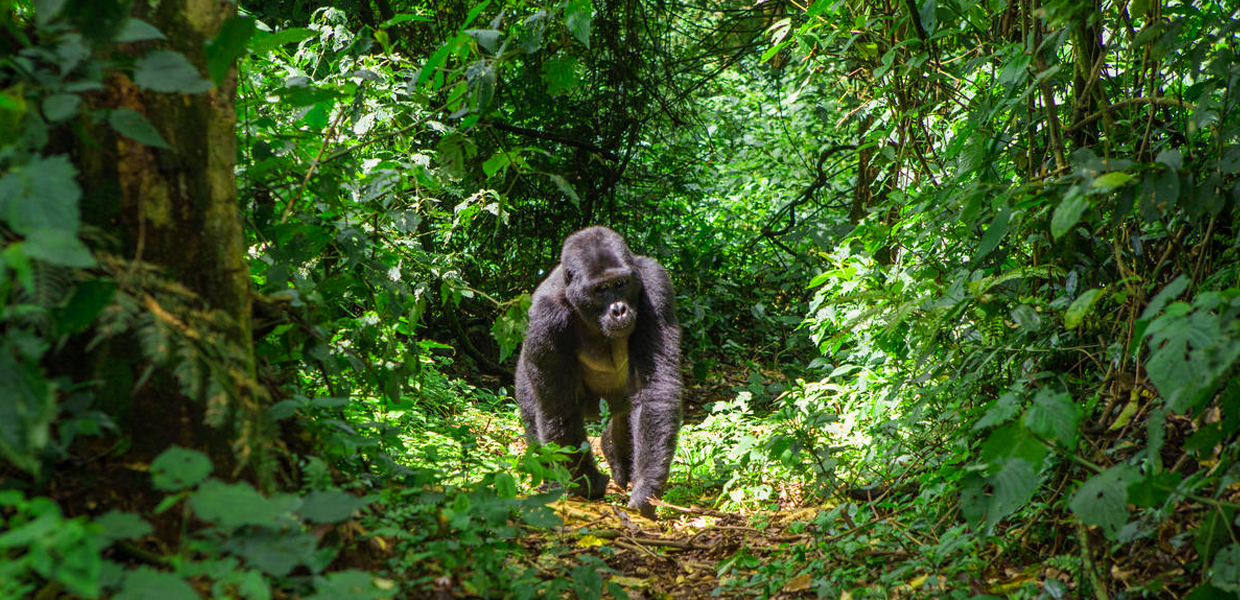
[527,496,822,599]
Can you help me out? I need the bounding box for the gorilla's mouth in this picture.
[601,313,637,338]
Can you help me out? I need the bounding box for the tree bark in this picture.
[76,0,256,481]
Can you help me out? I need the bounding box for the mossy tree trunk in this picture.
[76,0,258,483]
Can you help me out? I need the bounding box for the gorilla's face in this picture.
[561,228,643,340]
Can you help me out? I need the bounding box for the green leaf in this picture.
[1069,464,1139,539]
[972,204,1011,263]
[1064,288,1102,330]
[249,28,315,54]
[115,18,165,42]
[1140,275,1188,320]
[483,151,513,178]
[205,16,257,84]
[0,341,55,475]
[520,505,561,528]
[973,392,1020,430]
[298,489,368,523]
[223,528,317,577]
[42,93,80,121]
[1091,171,1133,191]
[23,228,95,267]
[565,0,593,47]
[1022,390,1080,448]
[548,173,580,208]
[1050,190,1089,239]
[190,480,289,529]
[306,570,394,600]
[380,13,433,28]
[1155,148,1182,170]
[151,446,213,491]
[416,33,467,90]
[116,567,199,600]
[964,458,1040,529]
[1212,544,1240,592]
[0,154,82,237]
[986,458,1039,527]
[58,279,116,334]
[540,55,582,96]
[109,108,171,149]
[465,28,502,53]
[34,0,69,26]
[96,510,153,543]
[133,50,213,94]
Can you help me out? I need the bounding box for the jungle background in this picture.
[2,0,1240,598]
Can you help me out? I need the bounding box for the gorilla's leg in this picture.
[538,409,609,499]
[602,412,634,488]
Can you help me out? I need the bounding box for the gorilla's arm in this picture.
[515,273,610,498]
[626,256,683,515]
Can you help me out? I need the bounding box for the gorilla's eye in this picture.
[615,278,628,289]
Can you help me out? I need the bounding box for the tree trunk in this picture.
[76,0,256,482]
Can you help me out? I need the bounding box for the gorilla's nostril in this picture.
[611,303,627,317]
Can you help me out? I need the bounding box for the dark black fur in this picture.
[515,226,682,517]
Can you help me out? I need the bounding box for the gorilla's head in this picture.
[561,227,643,340]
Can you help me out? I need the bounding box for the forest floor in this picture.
[527,494,826,599]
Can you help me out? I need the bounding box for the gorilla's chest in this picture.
[577,339,631,399]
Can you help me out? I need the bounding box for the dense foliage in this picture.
[2,0,1239,597]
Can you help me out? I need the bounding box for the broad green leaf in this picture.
[416,33,467,90]
[96,510,153,542]
[465,28,502,53]
[0,154,82,236]
[115,18,165,42]
[0,341,55,475]
[540,56,581,96]
[109,108,171,149]
[1155,148,1183,170]
[1022,390,1080,447]
[380,13,433,28]
[1050,191,1089,239]
[306,570,395,600]
[23,228,95,267]
[42,93,80,121]
[548,173,580,208]
[116,567,199,600]
[1011,304,1042,331]
[520,505,561,527]
[997,51,1030,85]
[572,564,604,600]
[224,529,317,576]
[205,16,257,84]
[973,392,1020,430]
[34,0,68,26]
[1069,464,1139,539]
[133,50,213,94]
[1143,298,1240,413]
[249,28,315,54]
[987,458,1039,527]
[972,204,1011,263]
[58,279,116,334]
[1140,275,1188,319]
[151,446,212,491]
[190,480,294,529]
[1212,544,1240,592]
[298,489,369,523]
[483,151,512,178]
[1064,288,1102,330]
[1091,171,1133,191]
[565,0,593,47]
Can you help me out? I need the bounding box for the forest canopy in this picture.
[2,0,1240,598]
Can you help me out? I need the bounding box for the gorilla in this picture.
[515,226,682,518]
